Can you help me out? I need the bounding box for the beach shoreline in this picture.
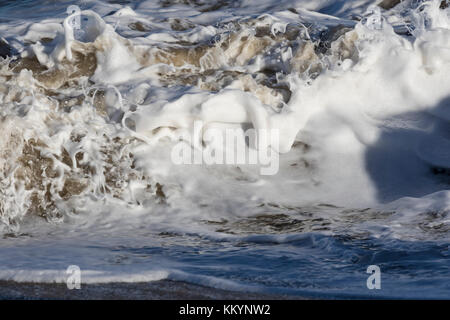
[0,280,304,300]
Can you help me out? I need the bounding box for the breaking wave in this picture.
[0,0,449,298]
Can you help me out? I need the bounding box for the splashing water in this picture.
[0,0,449,298]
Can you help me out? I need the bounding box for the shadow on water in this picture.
[365,96,450,203]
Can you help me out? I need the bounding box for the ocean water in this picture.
[0,0,449,299]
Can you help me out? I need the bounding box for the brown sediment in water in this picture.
[131,25,303,105]
[291,41,322,74]
[129,21,152,32]
[4,132,164,222]
[160,0,230,13]
[378,0,402,10]
[0,16,363,227]
[0,48,173,224]
[16,139,61,219]
[0,83,159,225]
[134,29,275,70]
[330,30,359,62]
[140,22,357,105]
[169,18,195,31]
[10,49,97,90]
[5,17,358,109]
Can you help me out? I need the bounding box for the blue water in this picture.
[1,220,448,298]
[118,233,450,298]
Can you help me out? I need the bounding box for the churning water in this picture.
[0,0,449,298]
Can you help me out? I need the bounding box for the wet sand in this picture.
[0,280,303,300]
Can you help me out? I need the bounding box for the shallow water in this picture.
[0,0,449,298]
